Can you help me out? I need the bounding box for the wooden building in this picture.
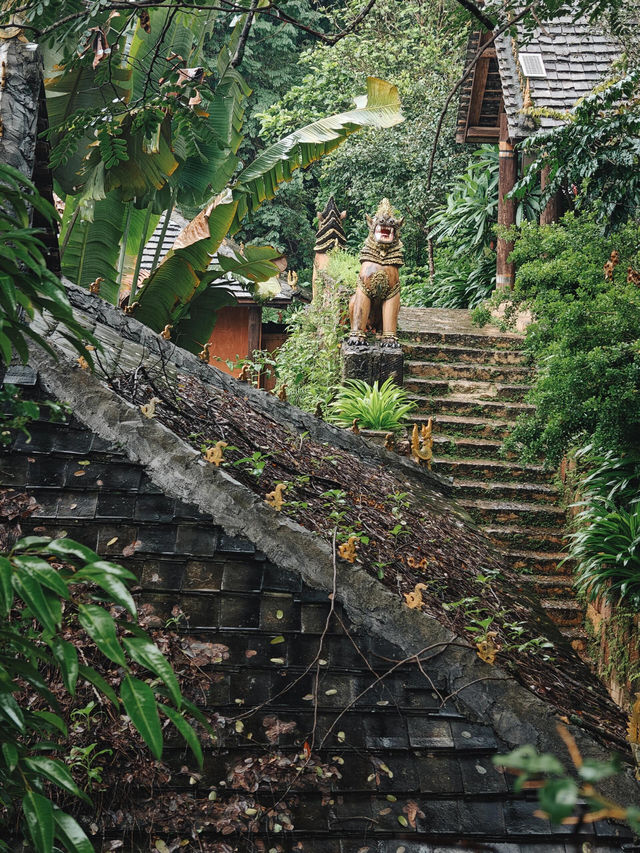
[456,19,620,288]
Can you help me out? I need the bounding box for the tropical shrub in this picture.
[0,534,204,853]
[328,377,417,432]
[274,250,355,412]
[498,213,640,464]
[568,447,640,610]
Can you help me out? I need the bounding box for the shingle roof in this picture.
[456,17,621,144]
[495,16,621,140]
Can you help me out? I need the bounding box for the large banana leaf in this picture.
[60,195,126,305]
[217,245,282,282]
[132,193,239,331]
[229,77,403,233]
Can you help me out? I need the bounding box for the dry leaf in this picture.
[106,537,118,546]
[122,539,142,557]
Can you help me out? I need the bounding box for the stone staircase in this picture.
[397,307,584,651]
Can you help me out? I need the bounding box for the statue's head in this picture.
[366,198,404,245]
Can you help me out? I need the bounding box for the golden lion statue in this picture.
[347,198,404,349]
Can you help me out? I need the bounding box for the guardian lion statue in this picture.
[347,198,404,348]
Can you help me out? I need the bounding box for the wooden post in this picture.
[540,165,561,225]
[496,112,517,290]
[247,305,262,355]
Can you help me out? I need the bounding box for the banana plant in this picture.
[50,6,403,353]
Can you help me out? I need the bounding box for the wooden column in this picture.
[540,165,561,225]
[247,305,262,355]
[496,112,517,290]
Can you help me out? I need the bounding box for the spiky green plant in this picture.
[570,502,640,610]
[328,377,416,432]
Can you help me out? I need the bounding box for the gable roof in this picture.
[10,283,639,847]
[457,18,621,144]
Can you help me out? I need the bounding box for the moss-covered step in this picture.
[432,435,510,462]
[398,307,524,350]
[453,478,559,505]
[404,361,532,385]
[503,549,574,575]
[402,343,528,366]
[483,525,566,552]
[431,457,554,484]
[411,394,535,420]
[461,498,566,528]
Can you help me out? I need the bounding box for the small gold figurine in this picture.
[239,365,250,382]
[384,432,395,451]
[160,324,173,340]
[140,397,162,419]
[351,419,360,435]
[404,582,427,609]
[89,276,103,294]
[204,440,228,466]
[277,384,287,403]
[338,535,358,563]
[411,419,433,468]
[198,343,211,362]
[76,356,89,370]
[266,482,287,511]
[123,301,139,315]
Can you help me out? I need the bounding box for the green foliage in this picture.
[0,163,93,367]
[0,386,68,448]
[514,69,640,231]
[275,273,350,412]
[568,447,640,610]
[493,741,636,831]
[499,213,640,464]
[328,377,416,432]
[258,0,472,272]
[0,536,204,853]
[406,147,539,309]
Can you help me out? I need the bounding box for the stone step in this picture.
[431,457,554,485]
[531,574,576,598]
[403,376,531,402]
[411,414,511,441]
[411,394,535,421]
[398,307,524,351]
[403,344,528,367]
[433,436,508,462]
[484,525,567,552]
[540,598,584,628]
[453,479,559,505]
[559,625,588,655]
[404,361,532,385]
[462,498,566,528]
[503,549,573,575]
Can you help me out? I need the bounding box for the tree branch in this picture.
[230,0,260,67]
[454,0,496,30]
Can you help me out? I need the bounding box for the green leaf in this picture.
[493,745,564,776]
[77,664,117,706]
[23,757,89,802]
[578,756,621,783]
[49,637,79,695]
[2,741,18,771]
[53,808,94,853]
[160,704,203,768]
[11,572,60,635]
[120,674,163,760]
[538,778,579,824]
[216,243,282,282]
[22,791,54,853]
[172,281,236,354]
[0,556,13,616]
[12,556,70,599]
[75,560,137,582]
[122,637,181,708]
[76,568,136,616]
[230,77,403,233]
[46,539,100,565]
[133,193,238,331]
[77,604,127,666]
[31,710,68,738]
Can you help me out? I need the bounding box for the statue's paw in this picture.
[346,334,368,347]
[379,336,400,349]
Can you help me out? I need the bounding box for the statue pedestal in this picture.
[341,342,404,387]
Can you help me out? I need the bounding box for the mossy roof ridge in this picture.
[32,284,632,757]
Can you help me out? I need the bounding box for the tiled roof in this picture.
[5,284,638,849]
[495,17,621,139]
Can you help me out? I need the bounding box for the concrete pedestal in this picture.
[341,342,404,387]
